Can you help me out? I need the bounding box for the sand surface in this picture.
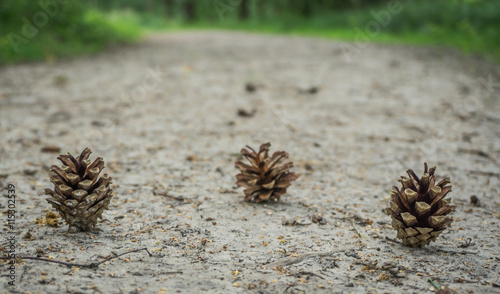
[1,31,499,293]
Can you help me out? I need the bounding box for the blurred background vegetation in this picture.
[1,0,499,64]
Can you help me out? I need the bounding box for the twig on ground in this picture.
[366,135,416,143]
[384,237,477,254]
[468,170,500,178]
[0,248,152,269]
[285,283,297,292]
[294,271,325,279]
[350,219,364,238]
[219,189,237,194]
[458,148,498,164]
[427,247,478,255]
[264,251,343,268]
[19,266,28,283]
[153,190,188,202]
[282,217,312,226]
[385,236,401,244]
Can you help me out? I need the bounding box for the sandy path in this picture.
[1,31,499,293]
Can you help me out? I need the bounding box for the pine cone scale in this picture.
[430,189,450,206]
[51,166,68,181]
[71,189,88,201]
[434,206,453,216]
[235,162,259,173]
[58,155,76,171]
[235,180,251,188]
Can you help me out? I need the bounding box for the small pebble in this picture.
[41,146,61,153]
[470,195,479,206]
[388,268,399,276]
[245,83,256,92]
[23,168,37,176]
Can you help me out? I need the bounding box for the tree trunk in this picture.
[301,0,312,18]
[184,1,196,22]
[164,0,174,18]
[239,0,250,20]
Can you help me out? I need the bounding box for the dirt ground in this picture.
[0,31,499,294]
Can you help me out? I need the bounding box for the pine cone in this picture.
[388,163,456,247]
[235,142,298,202]
[45,148,114,232]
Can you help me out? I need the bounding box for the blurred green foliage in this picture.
[0,0,140,64]
[1,0,499,64]
[191,0,500,61]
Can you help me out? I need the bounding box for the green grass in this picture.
[211,22,500,61]
[149,21,498,63]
